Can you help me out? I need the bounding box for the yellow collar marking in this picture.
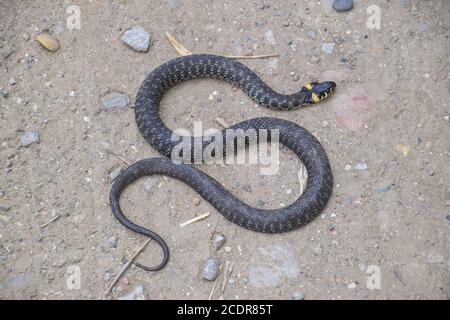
[312,92,320,103]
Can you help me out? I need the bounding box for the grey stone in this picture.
[322,42,335,54]
[52,256,67,268]
[333,36,346,44]
[9,78,16,86]
[103,271,112,281]
[332,0,353,12]
[1,88,9,99]
[108,235,119,248]
[306,31,316,40]
[20,131,39,147]
[109,167,122,182]
[248,241,300,288]
[264,30,277,46]
[310,56,320,64]
[0,203,11,211]
[101,92,129,110]
[118,285,145,300]
[417,21,430,33]
[212,233,226,250]
[292,291,305,300]
[5,275,28,289]
[446,215,450,221]
[202,258,221,281]
[313,245,323,255]
[355,162,369,170]
[121,26,150,52]
[144,176,159,193]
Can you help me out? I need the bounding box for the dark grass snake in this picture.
[109,54,335,271]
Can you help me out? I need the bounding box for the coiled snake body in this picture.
[110,54,335,271]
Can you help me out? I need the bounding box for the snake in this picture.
[109,54,336,271]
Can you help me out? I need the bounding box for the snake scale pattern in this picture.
[110,54,335,271]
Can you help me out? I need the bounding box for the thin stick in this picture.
[165,31,192,56]
[221,261,234,294]
[105,238,152,296]
[180,212,210,227]
[221,261,230,294]
[222,53,279,59]
[215,117,230,128]
[165,32,278,60]
[105,149,132,166]
[40,215,61,228]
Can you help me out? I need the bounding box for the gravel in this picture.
[310,56,320,64]
[101,92,129,110]
[201,258,221,281]
[20,131,39,147]
[354,162,369,170]
[332,0,354,12]
[103,271,112,281]
[0,203,11,211]
[264,30,277,46]
[212,233,226,250]
[108,236,119,248]
[109,167,122,182]
[121,26,151,52]
[292,291,305,300]
[306,31,317,40]
[118,285,145,300]
[322,42,335,54]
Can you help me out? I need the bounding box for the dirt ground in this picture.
[0,0,449,300]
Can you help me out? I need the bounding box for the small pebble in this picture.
[224,246,232,253]
[103,272,112,281]
[36,33,60,52]
[22,32,30,41]
[321,120,329,127]
[310,56,320,64]
[313,245,322,255]
[108,236,119,248]
[201,258,221,281]
[292,291,305,300]
[193,197,201,206]
[333,36,346,45]
[118,285,145,300]
[212,233,226,250]
[446,215,450,221]
[9,78,16,86]
[20,131,39,147]
[348,282,357,289]
[121,26,150,52]
[144,176,158,193]
[322,43,335,54]
[306,31,316,40]
[101,92,129,110]
[264,30,277,46]
[0,203,11,211]
[332,0,354,12]
[354,162,368,170]
[109,167,122,182]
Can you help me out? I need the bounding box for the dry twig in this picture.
[165,32,278,60]
[180,212,210,227]
[105,238,152,296]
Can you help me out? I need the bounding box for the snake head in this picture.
[302,81,336,104]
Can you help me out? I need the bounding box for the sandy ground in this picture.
[0,0,449,300]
